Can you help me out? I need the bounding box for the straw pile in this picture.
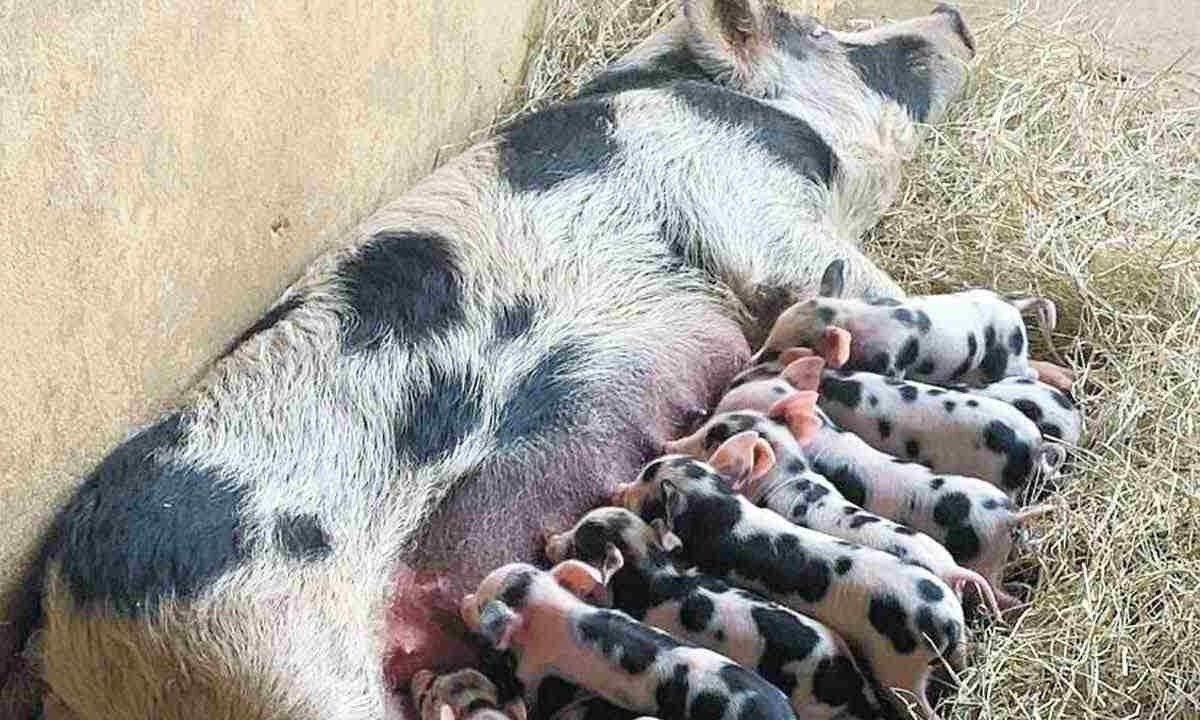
[505,1,1200,718]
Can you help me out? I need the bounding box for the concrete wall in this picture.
[0,0,544,686]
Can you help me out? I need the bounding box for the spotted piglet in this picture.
[667,412,1002,618]
[460,562,796,720]
[410,668,521,720]
[612,435,967,720]
[545,507,884,720]
[755,260,1072,390]
[818,370,1066,498]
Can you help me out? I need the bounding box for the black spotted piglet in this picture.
[545,507,884,720]
[818,370,1066,498]
[754,260,1073,390]
[612,435,968,720]
[460,561,796,720]
[666,409,1003,617]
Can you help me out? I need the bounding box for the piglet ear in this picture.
[781,356,825,392]
[552,560,610,607]
[709,431,776,490]
[477,600,521,651]
[820,259,848,298]
[817,327,852,368]
[768,390,820,445]
[650,518,684,553]
[601,543,626,585]
[682,0,775,95]
[778,347,815,365]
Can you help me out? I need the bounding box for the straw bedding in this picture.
[498,1,1200,718]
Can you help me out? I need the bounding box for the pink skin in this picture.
[385,317,749,696]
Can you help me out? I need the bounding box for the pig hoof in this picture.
[411,668,502,720]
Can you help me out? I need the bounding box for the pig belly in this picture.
[382,310,750,693]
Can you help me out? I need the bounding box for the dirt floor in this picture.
[834,0,1199,106]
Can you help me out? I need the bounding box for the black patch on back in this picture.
[396,364,483,464]
[1012,399,1044,423]
[578,48,709,97]
[752,604,820,694]
[819,463,867,507]
[905,439,921,458]
[497,98,619,192]
[492,296,538,340]
[679,593,716,633]
[845,36,935,122]
[338,232,464,353]
[877,419,892,439]
[820,376,863,408]
[691,691,730,720]
[497,342,588,447]
[273,513,331,561]
[898,384,919,403]
[576,609,673,675]
[983,420,1033,489]
[916,578,945,602]
[896,338,920,370]
[951,332,978,379]
[812,656,877,718]
[499,570,535,609]
[225,294,303,354]
[668,81,838,186]
[933,492,971,526]
[1008,327,1026,355]
[50,413,251,615]
[656,664,691,716]
[868,594,917,654]
[894,525,916,536]
[849,514,880,529]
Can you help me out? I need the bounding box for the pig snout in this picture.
[933,3,976,57]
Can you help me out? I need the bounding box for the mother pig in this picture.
[29,2,975,718]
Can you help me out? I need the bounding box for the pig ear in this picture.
[709,431,776,489]
[768,390,821,445]
[650,518,684,553]
[816,326,852,368]
[781,356,825,392]
[477,600,521,651]
[778,347,814,365]
[601,543,625,584]
[819,259,847,298]
[681,0,776,96]
[551,560,611,607]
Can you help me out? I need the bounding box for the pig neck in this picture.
[608,547,684,621]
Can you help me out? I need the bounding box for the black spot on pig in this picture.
[1039,423,1063,440]
[50,413,252,616]
[812,656,877,718]
[868,594,917,653]
[916,359,936,376]
[576,610,673,674]
[578,48,708,97]
[905,439,921,458]
[679,593,716,633]
[897,338,920,370]
[943,400,957,413]
[497,342,588,447]
[339,232,464,353]
[655,664,691,716]
[1008,327,1026,355]
[273,513,331,561]
[983,421,1034,490]
[981,345,1010,383]
[1012,399,1044,423]
[915,310,933,333]
[685,463,710,480]
[943,526,981,563]
[917,579,945,602]
[927,388,945,397]
[225,294,303,355]
[786,459,807,475]
[822,465,867,507]
[846,35,935,122]
[1052,389,1076,409]
[498,97,619,192]
[669,81,838,186]
[864,352,891,374]
[849,515,880,529]
[933,493,971,526]
[952,332,978,379]
[966,399,979,408]
[817,305,836,324]
[691,692,730,720]
[868,395,879,407]
[821,376,863,408]
[492,295,538,340]
[894,525,916,536]
[842,506,857,515]
[705,422,734,449]
[753,605,820,692]
[929,477,945,490]
[499,570,535,609]
[396,364,483,464]
[898,385,919,403]
[892,308,916,325]
[835,556,853,574]
[877,419,892,439]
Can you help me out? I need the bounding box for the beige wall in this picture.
[0,0,544,684]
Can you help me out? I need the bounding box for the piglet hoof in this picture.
[411,668,503,720]
[1028,360,1076,391]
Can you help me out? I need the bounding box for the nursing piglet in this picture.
[612,434,967,720]
[818,370,1066,496]
[545,507,884,720]
[460,562,796,720]
[410,668,522,720]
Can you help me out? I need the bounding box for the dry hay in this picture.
[510,1,1200,718]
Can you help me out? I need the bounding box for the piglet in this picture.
[545,507,884,720]
[460,562,796,720]
[612,434,968,720]
[754,260,1072,390]
[817,370,1066,496]
[411,668,523,720]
